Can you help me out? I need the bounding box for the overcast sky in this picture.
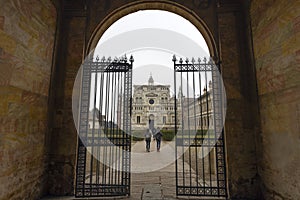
[95,10,210,85]
[98,10,209,53]
[90,10,213,110]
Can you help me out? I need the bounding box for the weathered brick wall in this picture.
[47,14,85,194]
[251,0,300,199]
[49,0,260,198]
[218,5,260,198]
[0,0,56,199]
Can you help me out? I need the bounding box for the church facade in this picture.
[131,74,177,131]
[131,74,214,132]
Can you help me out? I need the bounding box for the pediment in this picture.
[146,93,158,97]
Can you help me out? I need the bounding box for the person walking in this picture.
[154,127,163,152]
[151,127,156,146]
[144,128,152,152]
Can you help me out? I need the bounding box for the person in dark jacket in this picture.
[154,127,163,152]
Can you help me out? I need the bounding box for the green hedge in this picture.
[88,128,215,142]
[131,130,144,141]
[131,130,177,141]
[130,129,214,141]
[161,129,215,141]
[161,130,175,141]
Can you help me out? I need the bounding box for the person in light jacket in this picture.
[144,128,152,152]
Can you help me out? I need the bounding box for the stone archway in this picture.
[86,0,219,59]
[80,3,226,198]
[47,1,261,199]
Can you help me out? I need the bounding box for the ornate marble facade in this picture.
[131,74,177,131]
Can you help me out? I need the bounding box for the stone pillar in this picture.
[217,1,260,199]
[47,1,87,195]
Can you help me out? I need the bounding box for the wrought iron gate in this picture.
[75,55,133,197]
[173,56,227,198]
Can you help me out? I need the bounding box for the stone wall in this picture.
[251,0,300,199]
[47,7,86,195]
[0,0,56,199]
[218,3,261,199]
[49,0,260,198]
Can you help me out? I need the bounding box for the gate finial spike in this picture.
[185,58,189,63]
[191,57,195,63]
[124,54,127,62]
[203,57,207,63]
[101,56,106,62]
[96,55,99,62]
[198,58,201,63]
[179,58,183,64]
[172,55,177,62]
[129,55,134,63]
[107,56,112,62]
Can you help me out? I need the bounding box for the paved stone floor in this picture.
[41,141,224,200]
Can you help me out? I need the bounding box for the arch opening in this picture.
[74,2,227,198]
